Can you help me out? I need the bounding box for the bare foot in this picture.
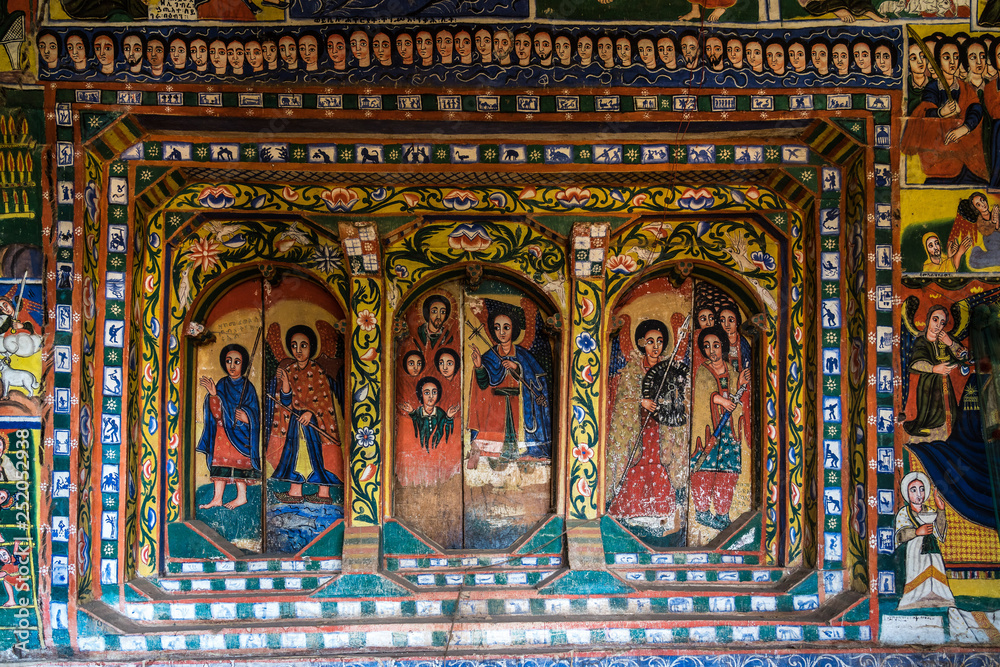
[679,6,701,19]
[288,483,303,498]
[833,8,855,20]
[317,487,331,499]
[863,9,888,20]
[199,499,224,509]
[2,600,14,608]
[707,7,726,19]
[223,498,247,510]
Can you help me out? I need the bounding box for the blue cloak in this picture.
[196,376,261,472]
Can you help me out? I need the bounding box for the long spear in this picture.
[237,326,263,411]
[268,392,340,444]
[907,25,953,106]
[606,314,691,505]
[11,270,25,320]
[691,380,749,473]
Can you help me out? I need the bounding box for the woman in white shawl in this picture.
[894,471,955,610]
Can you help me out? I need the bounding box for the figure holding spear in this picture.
[690,325,748,531]
[606,315,691,529]
[902,29,990,185]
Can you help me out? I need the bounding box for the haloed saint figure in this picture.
[267,325,343,501]
[193,275,346,554]
[196,343,261,510]
[469,310,551,463]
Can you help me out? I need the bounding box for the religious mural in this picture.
[605,277,756,549]
[35,25,903,88]
[191,271,347,554]
[878,279,1000,639]
[9,0,1000,651]
[393,280,555,550]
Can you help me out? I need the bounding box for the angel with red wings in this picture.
[466,297,552,468]
[264,320,344,503]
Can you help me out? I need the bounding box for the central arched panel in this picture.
[392,275,559,550]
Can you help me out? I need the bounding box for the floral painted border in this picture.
[348,278,382,525]
[137,189,163,577]
[383,218,565,301]
[568,278,603,520]
[76,150,102,600]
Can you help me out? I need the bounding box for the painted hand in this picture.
[199,376,216,396]
[944,124,970,144]
[276,367,291,393]
[939,100,960,118]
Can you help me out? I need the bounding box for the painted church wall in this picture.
[0,0,999,657]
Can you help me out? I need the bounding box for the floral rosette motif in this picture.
[442,189,479,211]
[677,187,715,210]
[556,186,591,208]
[320,187,359,212]
[447,223,492,252]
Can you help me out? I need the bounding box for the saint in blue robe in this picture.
[196,376,261,477]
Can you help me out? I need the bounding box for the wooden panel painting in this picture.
[900,188,1000,274]
[193,279,264,551]
[885,280,1000,637]
[606,277,755,548]
[193,274,346,554]
[393,279,555,550]
[263,275,346,553]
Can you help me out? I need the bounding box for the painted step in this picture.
[134,575,336,596]
[386,554,562,572]
[613,567,786,585]
[79,596,871,653]
[164,557,342,575]
[75,622,872,654]
[401,569,560,588]
[111,583,858,626]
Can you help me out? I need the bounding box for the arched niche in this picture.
[603,263,765,550]
[389,267,561,550]
[178,264,349,555]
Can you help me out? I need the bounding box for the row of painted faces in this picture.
[907,33,1000,90]
[37,29,899,78]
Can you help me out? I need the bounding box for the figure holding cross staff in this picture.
[466,300,552,469]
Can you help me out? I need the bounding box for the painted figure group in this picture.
[606,284,752,544]
[393,292,552,481]
[903,33,1000,187]
[395,293,463,489]
[37,27,900,85]
[196,323,344,509]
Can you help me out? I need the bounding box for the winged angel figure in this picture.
[263,319,345,503]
